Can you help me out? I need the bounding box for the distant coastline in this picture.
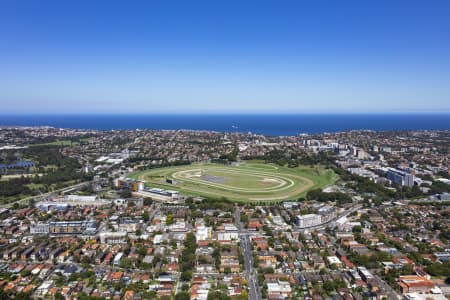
[0,113,449,136]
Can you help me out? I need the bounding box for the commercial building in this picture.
[118,218,141,233]
[36,194,110,211]
[327,256,342,267]
[266,280,293,299]
[282,202,299,209]
[398,276,435,294]
[318,205,337,223]
[37,221,98,235]
[195,225,212,241]
[433,252,450,262]
[99,231,127,244]
[217,224,239,241]
[386,168,414,187]
[357,266,374,282]
[295,214,322,228]
[147,188,179,198]
[114,178,145,192]
[113,252,124,265]
[217,231,238,241]
[438,193,450,201]
[30,223,50,234]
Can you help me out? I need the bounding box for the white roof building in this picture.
[267,280,292,297]
[296,214,321,228]
[153,234,163,245]
[196,225,211,241]
[327,256,342,265]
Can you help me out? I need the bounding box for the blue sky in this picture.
[1,0,450,114]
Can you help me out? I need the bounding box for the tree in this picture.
[240,213,249,224]
[142,212,150,222]
[181,232,197,275]
[323,281,335,292]
[79,296,106,300]
[143,197,153,206]
[166,211,174,225]
[180,270,192,281]
[137,246,147,256]
[171,241,178,249]
[14,292,32,300]
[233,291,248,300]
[120,190,132,198]
[207,291,231,300]
[54,293,65,300]
[352,226,362,233]
[426,262,450,277]
[175,292,190,300]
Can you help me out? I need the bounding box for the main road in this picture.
[233,203,363,300]
[235,207,262,300]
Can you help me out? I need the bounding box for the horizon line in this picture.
[1,111,450,116]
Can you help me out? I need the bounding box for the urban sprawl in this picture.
[0,126,449,300]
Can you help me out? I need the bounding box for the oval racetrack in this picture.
[128,162,335,202]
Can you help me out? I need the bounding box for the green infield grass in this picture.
[128,161,337,202]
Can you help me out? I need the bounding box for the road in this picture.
[147,201,160,223]
[235,207,262,300]
[373,273,401,300]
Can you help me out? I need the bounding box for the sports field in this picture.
[128,161,336,202]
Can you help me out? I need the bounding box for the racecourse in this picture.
[128,161,336,202]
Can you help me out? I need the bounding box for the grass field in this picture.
[29,137,92,147]
[128,161,337,202]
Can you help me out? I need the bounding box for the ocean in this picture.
[0,114,449,136]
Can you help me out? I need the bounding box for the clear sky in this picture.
[1,0,450,114]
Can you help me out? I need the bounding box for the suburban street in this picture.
[235,207,262,300]
[373,274,401,300]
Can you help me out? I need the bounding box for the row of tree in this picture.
[242,150,333,168]
[305,188,353,204]
[179,232,197,282]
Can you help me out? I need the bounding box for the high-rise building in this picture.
[386,168,414,187]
